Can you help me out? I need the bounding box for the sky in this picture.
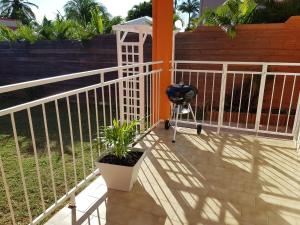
[31,0,151,23]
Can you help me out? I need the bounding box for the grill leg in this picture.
[188,104,197,128]
[173,105,180,143]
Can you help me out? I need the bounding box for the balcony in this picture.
[0,59,299,225]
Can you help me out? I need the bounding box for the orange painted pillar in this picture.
[152,0,173,121]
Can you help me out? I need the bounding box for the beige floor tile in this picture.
[46,127,300,225]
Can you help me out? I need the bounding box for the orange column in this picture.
[152,0,173,121]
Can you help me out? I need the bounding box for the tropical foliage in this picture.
[126,0,152,21]
[195,0,257,37]
[178,0,200,30]
[0,0,38,25]
[252,0,300,23]
[104,119,138,159]
[64,0,109,25]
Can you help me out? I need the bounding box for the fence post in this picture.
[255,64,268,133]
[217,63,227,133]
[292,93,300,141]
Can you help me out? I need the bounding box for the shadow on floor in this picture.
[137,128,300,225]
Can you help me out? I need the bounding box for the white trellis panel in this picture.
[113,25,152,128]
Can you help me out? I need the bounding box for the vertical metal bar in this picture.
[195,72,199,121]
[237,73,245,128]
[218,64,227,133]
[139,33,145,130]
[150,69,152,126]
[11,113,32,222]
[114,83,119,120]
[285,76,296,133]
[255,64,268,133]
[67,97,78,186]
[246,74,254,128]
[292,92,300,139]
[76,94,86,179]
[276,75,286,132]
[267,75,276,131]
[146,66,149,129]
[210,73,215,125]
[42,104,57,202]
[86,91,94,171]
[27,108,46,212]
[202,72,207,123]
[187,72,192,120]
[55,100,68,192]
[101,73,107,127]
[229,73,236,126]
[108,84,113,125]
[94,89,100,156]
[116,31,125,123]
[0,155,16,225]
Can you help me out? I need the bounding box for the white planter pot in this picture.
[95,148,146,191]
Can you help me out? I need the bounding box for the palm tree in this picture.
[198,0,257,37]
[126,1,152,21]
[64,0,109,26]
[178,0,200,30]
[0,0,38,25]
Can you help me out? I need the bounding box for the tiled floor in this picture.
[45,127,300,225]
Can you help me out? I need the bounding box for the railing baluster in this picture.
[0,155,16,225]
[202,72,207,124]
[67,97,78,186]
[94,89,100,157]
[237,73,245,128]
[229,73,236,126]
[55,100,68,192]
[255,64,268,133]
[101,73,107,127]
[285,76,296,133]
[42,104,57,202]
[267,75,276,131]
[276,75,286,132]
[11,113,33,223]
[246,74,254,129]
[27,108,46,212]
[218,64,227,133]
[210,73,215,125]
[86,91,94,171]
[76,94,86,179]
[194,72,199,121]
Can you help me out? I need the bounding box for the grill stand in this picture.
[165,104,202,142]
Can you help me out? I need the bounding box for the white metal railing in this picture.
[171,60,300,139]
[0,61,162,225]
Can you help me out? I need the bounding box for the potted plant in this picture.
[96,119,146,191]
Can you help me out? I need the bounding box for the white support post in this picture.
[139,32,145,130]
[217,63,227,133]
[255,64,268,133]
[116,30,124,123]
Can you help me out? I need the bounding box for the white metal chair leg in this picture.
[173,105,180,143]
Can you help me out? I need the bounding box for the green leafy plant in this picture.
[0,24,17,42]
[195,0,257,38]
[16,25,38,43]
[104,119,138,159]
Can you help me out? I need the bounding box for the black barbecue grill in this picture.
[165,84,202,142]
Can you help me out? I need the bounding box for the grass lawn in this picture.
[0,99,110,225]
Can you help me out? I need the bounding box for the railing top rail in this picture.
[0,61,163,95]
[172,60,300,66]
[0,69,162,117]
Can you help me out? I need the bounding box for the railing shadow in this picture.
[137,128,300,225]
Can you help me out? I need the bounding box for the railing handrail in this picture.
[172,60,300,66]
[0,61,163,95]
[0,69,162,117]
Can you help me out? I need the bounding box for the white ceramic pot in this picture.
[95,148,146,191]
